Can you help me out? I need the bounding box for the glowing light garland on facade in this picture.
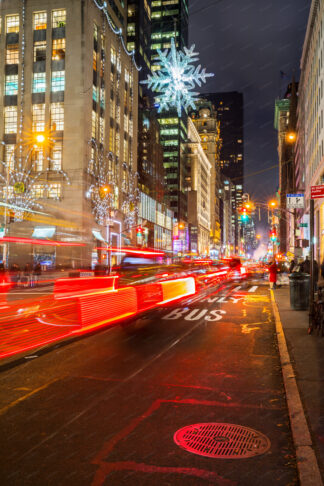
[0,149,71,222]
[92,0,141,71]
[142,38,214,116]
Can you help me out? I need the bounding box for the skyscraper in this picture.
[150,0,189,223]
[203,92,244,249]
[0,0,139,268]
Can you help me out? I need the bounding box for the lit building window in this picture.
[34,40,46,62]
[6,15,19,33]
[93,50,97,71]
[100,88,105,109]
[52,38,65,60]
[124,139,128,162]
[32,148,44,171]
[94,23,98,42]
[48,183,61,198]
[33,11,47,30]
[4,145,15,171]
[31,184,44,198]
[111,47,116,65]
[109,128,114,152]
[6,44,19,64]
[4,106,17,133]
[127,42,135,51]
[51,102,64,130]
[152,12,161,18]
[92,85,98,102]
[52,9,66,28]
[92,110,97,139]
[99,117,105,141]
[32,72,46,93]
[127,23,135,35]
[124,114,128,133]
[5,75,18,96]
[51,71,65,92]
[32,104,45,132]
[51,143,62,170]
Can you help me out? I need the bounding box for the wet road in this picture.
[0,278,298,485]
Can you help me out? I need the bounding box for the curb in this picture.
[270,290,323,486]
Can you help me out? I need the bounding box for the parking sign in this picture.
[286,194,304,209]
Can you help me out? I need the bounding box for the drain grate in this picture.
[174,423,271,459]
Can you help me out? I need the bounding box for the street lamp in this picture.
[286,131,296,143]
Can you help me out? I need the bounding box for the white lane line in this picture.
[233,286,241,292]
[248,286,258,293]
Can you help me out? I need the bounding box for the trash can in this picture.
[289,272,310,310]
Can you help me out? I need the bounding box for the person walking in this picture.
[289,259,296,273]
[269,260,278,289]
[301,256,310,274]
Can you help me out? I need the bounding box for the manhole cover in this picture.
[174,423,271,459]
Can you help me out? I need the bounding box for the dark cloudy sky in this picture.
[189,0,311,206]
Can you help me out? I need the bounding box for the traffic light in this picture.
[240,207,249,222]
[136,226,143,236]
[270,228,277,241]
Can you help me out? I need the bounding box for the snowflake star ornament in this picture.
[142,38,214,116]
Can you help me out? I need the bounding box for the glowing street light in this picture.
[269,200,277,208]
[286,131,296,143]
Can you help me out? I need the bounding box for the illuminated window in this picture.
[158,118,178,125]
[51,143,62,170]
[6,15,19,33]
[152,0,162,5]
[6,44,19,64]
[51,102,64,130]
[160,128,178,135]
[51,71,65,92]
[34,40,46,62]
[93,50,97,70]
[124,114,128,133]
[31,184,44,198]
[52,9,66,28]
[111,47,116,65]
[151,33,162,40]
[32,148,44,171]
[151,43,161,50]
[5,75,18,95]
[99,116,105,141]
[92,110,97,139]
[4,145,15,171]
[48,183,61,198]
[4,106,17,133]
[127,23,135,35]
[124,139,128,162]
[52,38,65,60]
[109,127,114,152]
[33,11,47,30]
[127,42,135,51]
[92,85,98,102]
[151,12,161,18]
[93,23,98,42]
[100,87,105,109]
[151,65,160,71]
[32,104,45,132]
[32,72,46,93]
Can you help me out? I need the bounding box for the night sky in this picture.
[189,0,311,208]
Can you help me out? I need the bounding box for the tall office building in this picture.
[150,0,189,223]
[0,0,138,268]
[203,92,244,249]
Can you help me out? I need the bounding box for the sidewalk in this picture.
[273,284,324,480]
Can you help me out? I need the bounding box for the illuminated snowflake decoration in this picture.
[86,139,117,226]
[142,38,214,116]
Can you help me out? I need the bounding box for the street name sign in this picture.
[286,193,304,208]
[311,185,324,199]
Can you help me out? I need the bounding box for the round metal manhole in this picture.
[174,423,271,459]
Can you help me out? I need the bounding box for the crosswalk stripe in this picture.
[248,286,258,293]
[233,286,241,292]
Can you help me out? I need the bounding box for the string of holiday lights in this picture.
[92,0,141,71]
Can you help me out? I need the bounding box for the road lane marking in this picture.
[248,286,258,293]
[0,378,60,416]
[232,286,241,292]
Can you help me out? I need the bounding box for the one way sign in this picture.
[286,194,304,209]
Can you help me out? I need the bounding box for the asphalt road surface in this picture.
[0,278,298,485]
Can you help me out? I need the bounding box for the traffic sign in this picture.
[311,185,324,199]
[286,193,304,208]
[299,223,308,227]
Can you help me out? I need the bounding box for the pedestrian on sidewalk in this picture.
[269,260,278,289]
[300,255,310,274]
[289,259,296,273]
